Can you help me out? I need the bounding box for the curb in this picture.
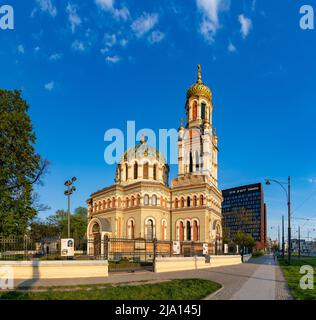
[203,285,225,300]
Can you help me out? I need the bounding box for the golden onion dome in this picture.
[186,64,212,101]
[119,135,167,165]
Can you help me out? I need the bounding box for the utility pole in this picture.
[298,226,301,259]
[282,215,285,259]
[278,225,280,252]
[288,176,291,265]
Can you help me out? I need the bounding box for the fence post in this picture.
[153,238,158,272]
[104,235,109,260]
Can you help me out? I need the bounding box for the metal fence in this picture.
[0,237,90,261]
[0,237,239,272]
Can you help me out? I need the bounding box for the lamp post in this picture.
[64,177,77,238]
[282,215,285,259]
[265,177,291,264]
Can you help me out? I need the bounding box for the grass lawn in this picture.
[278,256,316,300]
[0,279,221,300]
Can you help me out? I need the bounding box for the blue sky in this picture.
[1,0,316,241]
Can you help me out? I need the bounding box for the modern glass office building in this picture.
[222,183,267,250]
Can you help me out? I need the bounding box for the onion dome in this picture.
[115,135,169,186]
[186,64,212,101]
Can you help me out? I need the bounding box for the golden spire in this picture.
[197,64,202,84]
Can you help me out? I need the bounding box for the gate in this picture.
[105,237,155,272]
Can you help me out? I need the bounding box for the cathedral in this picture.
[86,65,223,253]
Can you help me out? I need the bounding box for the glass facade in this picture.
[222,183,266,246]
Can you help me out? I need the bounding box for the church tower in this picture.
[171,64,222,249]
[177,64,218,187]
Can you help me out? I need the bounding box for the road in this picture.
[13,255,292,300]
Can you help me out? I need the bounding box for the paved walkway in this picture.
[13,255,292,300]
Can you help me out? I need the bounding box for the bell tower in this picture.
[177,64,218,187]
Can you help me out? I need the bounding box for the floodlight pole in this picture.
[64,177,77,239]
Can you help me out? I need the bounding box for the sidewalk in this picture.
[12,255,292,300]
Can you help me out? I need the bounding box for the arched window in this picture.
[174,198,179,208]
[180,197,184,208]
[112,197,115,208]
[136,194,141,206]
[187,196,191,207]
[199,195,204,206]
[125,197,129,208]
[153,164,157,180]
[179,221,184,241]
[146,219,154,240]
[103,200,106,210]
[152,195,157,206]
[161,220,167,240]
[144,194,149,206]
[127,219,135,239]
[201,102,206,120]
[118,197,122,208]
[195,151,200,172]
[131,196,135,207]
[125,164,129,181]
[92,223,100,234]
[98,201,102,211]
[94,203,97,212]
[134,162,138,179]
[186,221,191,241]
[193,220,199,241]
[189,152,193,173]
[193,195,197,207]
[107,199,111,208]
[143,162,149,179]
[192,101,197,120]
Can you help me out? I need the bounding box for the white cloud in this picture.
[101,33,117,53]
[44,81,55,91]
[95,0,129,21]
[148,30,165,44]
[95,0,114,10]
[34,46,40,52]
[238,14,252,39]
[17,45,25,54]
[196,0,230,43]
[227,41,236,52]
[113,7,130,21]
[36,0,57,17]
[131,13,159,38]
[72,40,85,51]
[105,55,121,63]
[49,53,63,61]
[66,3,82,33]
[120,38,128,47]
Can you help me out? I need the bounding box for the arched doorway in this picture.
[92,222,101,256]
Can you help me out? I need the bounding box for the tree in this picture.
[30,207,88,241]
[234,231,256,252]
[0,90,48,236]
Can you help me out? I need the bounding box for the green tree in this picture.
[0,90,48,236]
[29,207,87,241]
[234,231,256,252]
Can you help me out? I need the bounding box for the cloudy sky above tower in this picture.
[1,0,316,240]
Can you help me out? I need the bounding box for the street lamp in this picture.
[265,177,291,264]
[64,177,77,238]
